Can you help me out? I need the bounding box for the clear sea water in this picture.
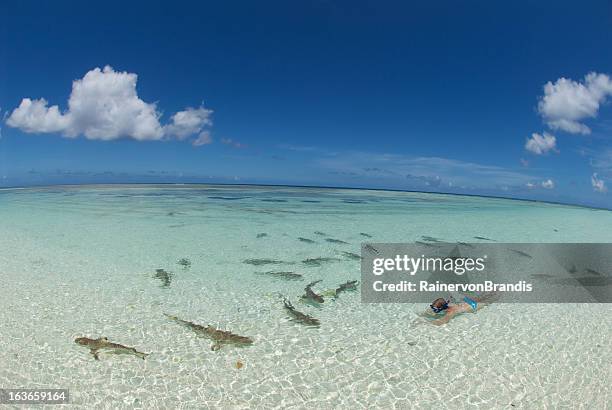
[0,185,610,408]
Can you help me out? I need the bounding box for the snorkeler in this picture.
[428,293,498,325]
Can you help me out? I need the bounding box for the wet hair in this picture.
[430,298,449,313]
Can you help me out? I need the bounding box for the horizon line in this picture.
[1,181,610,212]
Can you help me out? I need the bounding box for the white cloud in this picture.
[6,66,212,144]
[318,151,535,190]
[591,173,607,193]
[541,179,555,189]
[538,72,612,134]
[526,182,536,189]
[164,106,212,140]
[7,98,70,134]
[525,132,557,155]
[192,131,213,147]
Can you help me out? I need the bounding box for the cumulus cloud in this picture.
[538,72,612,134]
[541,179,555,189]
[525,132,557,155]
[164,106,212,140]
[591,173,607,193]
[6,66,212,144]
[7,98,70,134]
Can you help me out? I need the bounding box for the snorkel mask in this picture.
[430,299,449,313]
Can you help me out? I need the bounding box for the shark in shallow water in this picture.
[283,298,320,327]
[257,271,304,280]
[301,280,325,304]
[74,337,149,361]
[164,314,254,351]
[334,280,359,296]
[154,268,174,287]
[177,258,191,268]
[302,257,340,267]
[325,238,349,244]
[474,236,496,241]
[341,251,362,261]
[243,258,289,266]
[363,244,380,255]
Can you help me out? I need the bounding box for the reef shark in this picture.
[283,298,320,327]
[257,271,304,280]
[334,280,359,296]
[74,337,149,361]
[341,251,362,261]
[164,314,254,351]
[325,238,349,244]
[154,268,174,287]
[302,257,341,267]
[177,258,191,268]
[301,280,325,303]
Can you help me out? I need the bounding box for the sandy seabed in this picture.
[0,185,610,409]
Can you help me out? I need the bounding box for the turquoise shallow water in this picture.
[0,185,610,408]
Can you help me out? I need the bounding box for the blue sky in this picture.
[1,0,612,208]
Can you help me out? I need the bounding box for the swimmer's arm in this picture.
[431,312,453,326]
